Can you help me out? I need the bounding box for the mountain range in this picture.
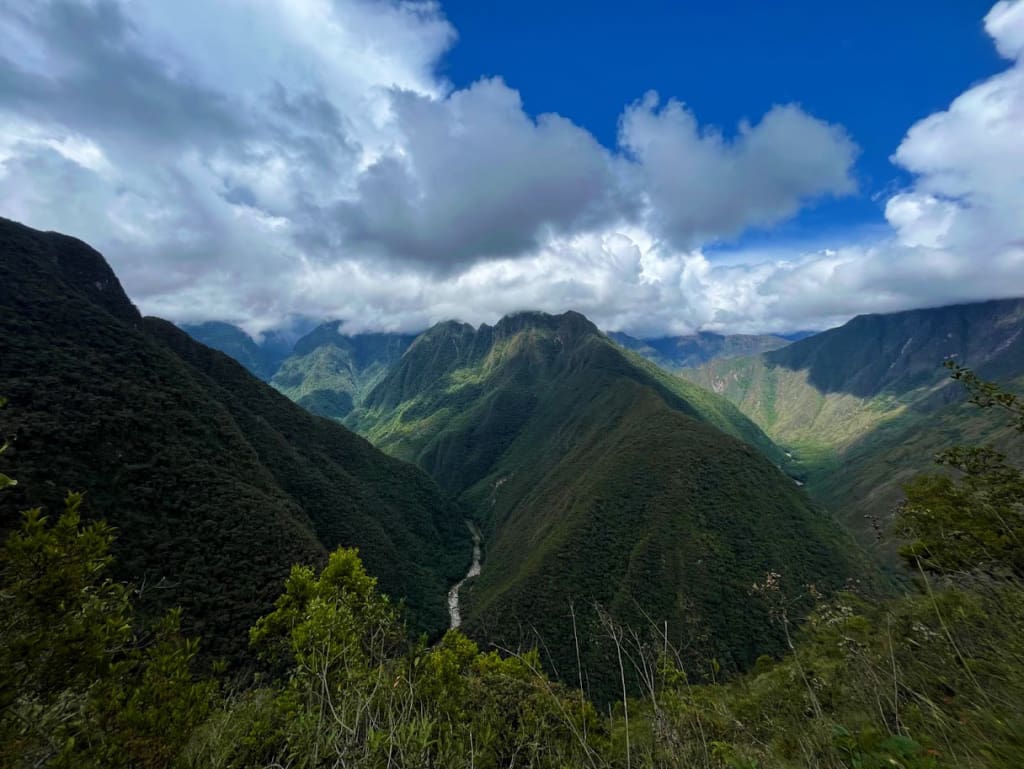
[187,289,1024,576]
[173,252,1024,592]
[183,322,798,408]
[12,215,1022,702]
[180,320,295,382]
[271,322,417,420]
[0,218,870,701]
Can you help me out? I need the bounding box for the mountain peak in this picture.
[491,309,599,342]
[0,217,139,325]
[422,319,477,338]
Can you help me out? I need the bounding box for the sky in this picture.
[0,0,1022,337]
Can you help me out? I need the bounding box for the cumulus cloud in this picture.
[0,0,1022,336]
[333,78,628,268]
[885,1,1024,262]
[619,93,858,248]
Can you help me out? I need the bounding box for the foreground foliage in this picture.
[3,365,1024,767]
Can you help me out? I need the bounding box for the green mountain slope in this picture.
[349,311,868,700]
[180,320,292,381]
[0,218,468,659]
[609,330,790,369]
[682,299,1024,553]
[271,322,416,420]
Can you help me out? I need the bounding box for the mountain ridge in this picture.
[0,217,469,658]
[609,329,791,369]
[349,308,870,699]
[681,297,1024,556]
[180,321,293,382]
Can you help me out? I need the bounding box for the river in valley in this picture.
[447,521,482,629]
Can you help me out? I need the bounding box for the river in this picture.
[447,521,482,629]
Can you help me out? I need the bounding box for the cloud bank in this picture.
[0,0,1022,336]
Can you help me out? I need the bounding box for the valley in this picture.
[342,310,867,699]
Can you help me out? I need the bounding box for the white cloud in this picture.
[885,1,1024,264]
[0,0,1022,337]
[619,93,858,248]
[334,77,628,267]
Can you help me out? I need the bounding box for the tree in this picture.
[898,361,1024,576]
[0,426,214,768]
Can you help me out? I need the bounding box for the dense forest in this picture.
[2,363,1024,767]
[0,218,469,659]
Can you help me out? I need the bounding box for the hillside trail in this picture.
[448,521,482,629]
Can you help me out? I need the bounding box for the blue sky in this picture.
[0,0,1022,335]
[441,0,1005,247]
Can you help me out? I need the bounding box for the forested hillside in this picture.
[682,299,1024,555]
[349,310,869,699]
[0,218,469,658]
[271,322,417,419]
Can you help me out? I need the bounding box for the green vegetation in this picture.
[4,366,1024,767]
[5,217,1022,766]
[0,217,468,661]
[1,495,216,768]
[898,362,1024,577]
[349,310,868,701]
[681,299,1024,556]
[270,322,416,420]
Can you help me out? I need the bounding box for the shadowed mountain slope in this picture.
[0,218,468,660]
[682,299,1024,555]
[180,321,293,382]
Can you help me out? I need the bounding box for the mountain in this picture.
[682,299,1024,556]
[271,322,417,420]
[180,321,292,381]
[348,311,869,700]
[608,330,790,369]
[0,218,469,660]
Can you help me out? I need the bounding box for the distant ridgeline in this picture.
[682,298,1024,560]
[185,322,796,417]
[272,322,418,420]
[608,329,790,370]
[179,321,295,382]
[183,320,418,420]
[346,310,870,701]
[0,217,470,663]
